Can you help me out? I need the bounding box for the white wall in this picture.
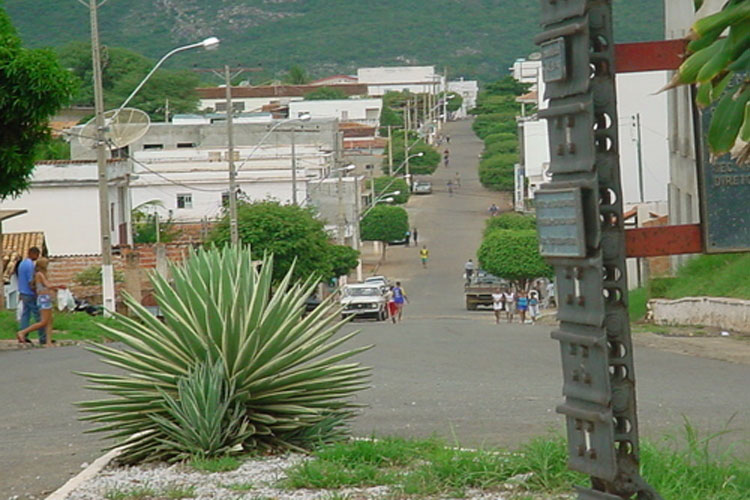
[198,96,303,113]
[289,99,382,124]
[357,66,443,97]
[0,164,129,255]
[521,119,550,195]
[448,79,479,117]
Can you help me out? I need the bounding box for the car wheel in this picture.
[379,309,387,321]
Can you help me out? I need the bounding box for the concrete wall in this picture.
[199,96,303,113]
[357,66,443,96]
[448,79,479,117]
[289,99,382,124]
[649,297,750,333]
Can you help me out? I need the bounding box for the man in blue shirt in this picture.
[17,246,45,344]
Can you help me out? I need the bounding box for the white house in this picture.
[447,78,479,118]
[289,99,383,126]
[357,66,444,96]
[0,161,131,255]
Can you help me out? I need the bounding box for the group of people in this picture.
[14,246,65,347]
[490,287,541,324]
[384,282,408,324]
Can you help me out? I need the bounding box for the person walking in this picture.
[528,290,540,323]
[16,246,45,345]
[447,180,454,197]
[16,257,64,346]
[419,245,430,268]
[464,259,475,284]
[491,287,505,324]
[405,229,412,247]
[391,281,408,322]
[412,227,418,244]
[503,288,516,322]
[385,286,398,324]
[516,290,529,324]
[443,149,450,168]
[454,171,461,188]
[488,203,499,216]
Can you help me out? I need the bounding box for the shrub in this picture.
[484,212,536,236]
[478,153,517,191]
[477,229,553,289]
[78,246,371,464]
[74,265,124,286]
[369,176,411,204]
[482,139,518,158]
[387,136,440,175]
[472,113,518,140]
[360,205,409,243]
[483,132,518,146]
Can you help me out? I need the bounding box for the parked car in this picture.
[412,181,433,194]
[464,271,507,310]
[340,284,388,321]
[364,275,390,293]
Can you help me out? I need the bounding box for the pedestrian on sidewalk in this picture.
[528,290,540,323]
[446,135,451,144]
[420,245,429,268]
[405,229,412,247]
[455,171,461,187]
[16,257,65,347]
[392,282,408,322]
[492,287,505,324]
[517,290,529,324]
[413,227,418,244]
[447,180,454,196]
[443,149,450,168]
[503,288,516,322]
[16,246,45,346]
[488,203,499,216]
[464,259,475,284]
[385,286,398,324]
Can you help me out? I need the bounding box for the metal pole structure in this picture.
[404,102,410,182]
[89,0,115,315]
[353,175,363,282]
[635,113,645,203]
[443,67,448,125]
[225,65,239,246]
[291,128,298,205]
[336,167,346,245]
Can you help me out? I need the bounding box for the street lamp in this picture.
[86,0,219,314]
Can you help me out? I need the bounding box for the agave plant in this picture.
[78,246,371,464]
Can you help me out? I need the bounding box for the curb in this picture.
[45,448,120,500]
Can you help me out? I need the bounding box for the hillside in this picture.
[6,0,663,82]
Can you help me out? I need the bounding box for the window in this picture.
[177,193,193,209]
[365,108,379,120]
[221,192,229,207]
[177,142,196,148]
[143,144,164,150]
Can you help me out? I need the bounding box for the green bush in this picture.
[478,153,517,191]
[477,229,553,289]
[472,113,518,140]
[648,277,678,298]
[484,212,536,236]
[482,139,518,158]
[79,247,371,464]
[73,265,124,286]
[360,205,409,243]
[483,132,518,146]
[387,136,440,175]
[369,176,410,204]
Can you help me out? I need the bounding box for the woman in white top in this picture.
[491,287,505,324]
[503,288,516,323]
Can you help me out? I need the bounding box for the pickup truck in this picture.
[464,271,506,310]
[340,283,388,321]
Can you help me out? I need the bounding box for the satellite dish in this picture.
[79,108,151,149]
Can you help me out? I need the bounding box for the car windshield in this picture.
[345,287,381,297]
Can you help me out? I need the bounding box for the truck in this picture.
[464,271,506,310]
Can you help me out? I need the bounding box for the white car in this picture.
[364,275,389,292]
[340,284,388,321]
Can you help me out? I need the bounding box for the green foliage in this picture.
[132,201,181,243]
[0,6,76,199]
[328,244,360,278]
[445,91,463,113]
[207,200,358,282]
[628,286,648,322]
[482,138,518,158]
[190,455,243,473]
[0,310,118,342]
[360,205,409,243]
[471,93,521,115]
[304,86,348,100]
[78,246,371,464]
[483,132,517,146]
[477,229,552,289]
[33,137,70,161]
[388,135,440,175]
[483,75,531,96]
[286,64,310,84]
[484,212,536,236]
[369,176,411,204]
[5,1,663,83]
[478,153,516,191]
[472,113,518,140]
[73,265,124,286]
[55,42,200,121]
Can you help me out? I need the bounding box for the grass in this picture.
[189,455,242,473]
[104,484,195,500]
[282,430,749,499]
[0,309,116,342]
[628,253,750,321]
[222,481,255,491]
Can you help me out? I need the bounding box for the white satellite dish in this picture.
[79,107,151,149]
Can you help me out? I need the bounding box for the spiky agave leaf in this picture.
[78,246,371,464]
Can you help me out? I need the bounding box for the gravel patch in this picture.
[62,453,527,500]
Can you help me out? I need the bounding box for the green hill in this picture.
[5,0,663,82]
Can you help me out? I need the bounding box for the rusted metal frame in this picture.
[625,224,703,257]
[614,39,688,73]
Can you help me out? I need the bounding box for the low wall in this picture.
[648,297,750,333]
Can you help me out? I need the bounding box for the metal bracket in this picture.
[538,94,595,174]
[539,0,589,27]
[557,400,617,480]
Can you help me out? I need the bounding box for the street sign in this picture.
[698,97,750,253]
[536,188,586,258]
[541,37,567,82]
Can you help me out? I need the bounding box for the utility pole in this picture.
[443,67,448,125]
[225,65,239,246]
[635,113,645,203]
[404,100,411,181]
[165,98,170,123]
[387,125,393,176]
[89,0,115,315]
[353,174,363,282]
[336,168,346,245]
[291,127,298,205]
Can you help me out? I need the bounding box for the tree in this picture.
[369,176,411,204]
[484,212,536,236]
[304,86,348,100]
[360,205,409,258]
[207,201,357,282]
[445,91,463,113]
[286,64,310,84]
[388,134,441,175]
[477,229,553,290]
[0,7,76,199]
[478,153,517,191]
[132,200,181,244]
[328,244,360,278]
[55,42,200,121]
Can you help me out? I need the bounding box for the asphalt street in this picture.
[0,120,748,499]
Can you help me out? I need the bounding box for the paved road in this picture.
[1,120,748,499]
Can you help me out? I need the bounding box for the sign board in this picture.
[536,188,586,258]
[698,82,750,253]
[541,37,567,82]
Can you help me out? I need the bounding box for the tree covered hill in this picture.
[6,0,663,82]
